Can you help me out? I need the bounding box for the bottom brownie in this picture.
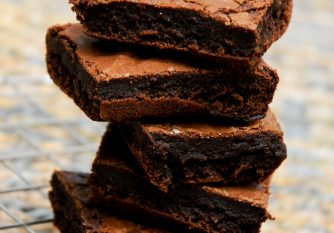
[90,135,272,233]
[49,171,169,233]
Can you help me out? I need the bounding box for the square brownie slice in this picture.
[46,23,279,122]
[105,110,286,191]
[70,0,292,64]
[49,171,169,233]
[90,136,272,233]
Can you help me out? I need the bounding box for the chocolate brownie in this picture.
[105,110,286,191]
[46,23,279,122]
[90,129,272,233]
[70,0,292,64]
[49,171,169,233]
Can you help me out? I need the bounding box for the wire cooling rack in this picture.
[0,76,106,232]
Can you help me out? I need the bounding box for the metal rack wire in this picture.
[0,76,106,232]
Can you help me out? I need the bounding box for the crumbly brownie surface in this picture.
[90,129,271,233]
[70,0,293,63]
[107,110,286,191]
[46,23,278,122]
[49,171,169,233]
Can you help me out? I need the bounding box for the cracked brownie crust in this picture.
[70,0,293,64]
[46,23,279,122]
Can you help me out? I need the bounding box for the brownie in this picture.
[104,110,286,191]
[90,130,272,233]
[70,0,292,64]
[49,171,169,233]
[46,23,279,122]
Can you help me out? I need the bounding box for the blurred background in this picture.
[0,0,333,232]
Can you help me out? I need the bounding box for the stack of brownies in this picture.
[46,0,293,232]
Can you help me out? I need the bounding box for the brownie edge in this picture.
[49,171,170,233]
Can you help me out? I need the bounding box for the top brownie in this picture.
[70,0,293,64]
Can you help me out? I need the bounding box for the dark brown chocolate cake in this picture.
[46,23,279,122]
[103,110,286,191]
[49,171,170,233]
[70,0,293,64]
[90,128,272,233]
